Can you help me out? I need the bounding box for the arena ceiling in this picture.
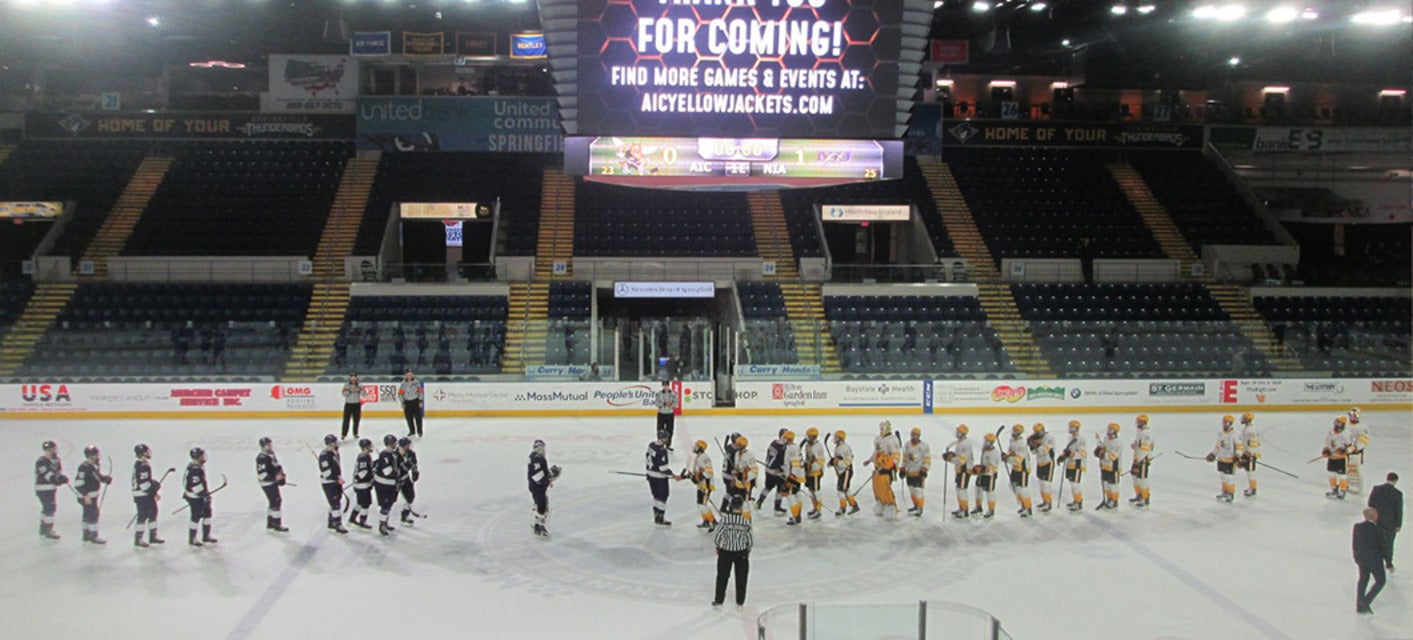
[0,0,1407,87]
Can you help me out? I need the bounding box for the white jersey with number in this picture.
[1240,424,1260,459]
[1063,435,1087,470]
[1006,436,1030,472]
[902,440,931,475]
[950,436,975,471]
[832,441,854,473]
[784,443,805,483]
[805,439,827,477]
[1212,430,1240,462]
[1131,430,1154,463]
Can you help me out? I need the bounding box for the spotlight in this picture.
[972,1,990,12]
[1030,2,1048,12]
[1061,38,1072,46]
[1137,4,1156,14]
[1227,56,1241,66]
[1265,6,1297,23]
[146,15,161,27]
[1110,4,1129,16]
[1300,8,1318,20]
[934,0,944,8]
[1351,9,1401,26]
[1192,4,1217,19]
[1215,4,1246,21]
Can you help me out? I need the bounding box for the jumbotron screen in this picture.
[576,0,904,140]
[565,136,902,180]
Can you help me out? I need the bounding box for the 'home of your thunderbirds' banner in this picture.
[576,0,904,140]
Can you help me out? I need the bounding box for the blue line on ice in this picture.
[225,533,325,640]
[1084,513,1292,640]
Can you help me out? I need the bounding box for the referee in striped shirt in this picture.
[712,494,753,608]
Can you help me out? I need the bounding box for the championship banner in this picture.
[25,112,356,140]
[943,121,1204,149]
[456,32,497,56]
[403,32,445,56]
[509,33,547,59]
[576,0,903,139]
[350,31,392,57]
[930,39,969,64]
[356,96,562,153]
[265,55,358,114]
[0,201,63,219]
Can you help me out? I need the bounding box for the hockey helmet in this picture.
[42,440,57,451]
[879,420,893,436]
[1136,414,1150,427]
[1033,423,1046,434]
[258,436,273,450]
[956,424,970,437]
[398,437,412,448]
[1334,416,1347,430]
[383,434,398,447]
[910,427,922,438]
[1107,423,1121,435]
[1011,424,1025,437]
[532,439,546,455]
[694,440,707,453]
[134,443,150,458]
[1221,415,1234,429]
[83,445,100,459]
[806,427,820,439]
[1241,412,1254,424]
[778,427,789,438]
[735,436,749,449]
[1348,407,1361,422]
[358,438,373,451]
[1067,419,1081,432]
[190,447,205,460]
[657,429,671,442]
[324,434,339,446]
[983,433,997,444]
[782,430,795,443]
[834,430,847,441]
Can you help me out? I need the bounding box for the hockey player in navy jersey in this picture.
[350,438,375,529]
[131,444,166,547]
[318,434,348,534]
[527,439,560,537]
[373,435,403,536]
[34,440,68,540]
[183,448,218,547]
[74,445,112,544]
[256,437,289,532]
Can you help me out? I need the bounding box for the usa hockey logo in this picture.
[21,383,72,403]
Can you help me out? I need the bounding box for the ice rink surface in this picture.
[0,410,1409,640]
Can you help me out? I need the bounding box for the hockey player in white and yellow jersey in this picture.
[1322,417,1353,500]
[1058,421,1087,511]
[901,428,931,517]
[1027,423,1056,512]
[1346,407,1370,495]
[689,440,717,531]
[803,428,827,520]
[973,433,1002,518]
[1206,415,1241,503]
[781,431,807,525]
[733,436,759,518]
[830,430,860,516]
[1128,415,1154,508]
[1238,412,1260,498]
[865,421,901,517]
[943,425,976,519]
[1094,423,1123,510]
[1005,424,1034,518]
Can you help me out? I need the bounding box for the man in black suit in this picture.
[1368,472,1402,571]
[1353,507,1391,614]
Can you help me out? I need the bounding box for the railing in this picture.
[382,262,499,283]
[756,601,1011,640]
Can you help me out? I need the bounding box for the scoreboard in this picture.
[565,137,903,181]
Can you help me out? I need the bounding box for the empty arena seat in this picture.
[1128,151,1279,250]
[1253,295,1412,376]
[0,140,147,261]
[330,294,509,376]
[576,184,755,257]
[21,282,311,379]
[824,294,1013,375]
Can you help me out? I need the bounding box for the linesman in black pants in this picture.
[712,494,753,608]
[654,380,677,449]
[340,373,363,439]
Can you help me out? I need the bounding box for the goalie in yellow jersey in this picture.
[864,421,901,517]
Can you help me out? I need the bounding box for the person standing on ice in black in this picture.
[131,443,165,547]
[183,447,217,547]
[318,434,348,534]
[527,439,560,537]
[373,434,403,536]
[256,437,289,533]
[654,380,677,450]
[340,373,363,439]
[711,493,753,608]
[1354,506,1391,614]
[757,429,788,515]
[35,440,68,540]
[74,445,112,544]
[646,430,681,526]
[1368,473,1402,572]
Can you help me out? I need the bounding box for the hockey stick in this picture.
[98,455,113,510]
[1307,454,1329,464]
[172,474,227,515]
[126,468,175,529]
[1256,459,1300,480]
[611,470,649,477]
[1173,451,1208,461]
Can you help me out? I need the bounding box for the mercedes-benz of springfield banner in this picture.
[356,96,563,153]
[265,55,359,114]
[576,0,903,139]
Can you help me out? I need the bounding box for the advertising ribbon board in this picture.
[26,112,355,140]
[356,96,562,153]
[403,32,445,56]
[0,201,63,219]
[944,121,1204,149]
[266,55,358,114]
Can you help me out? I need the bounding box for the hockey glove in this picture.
[1205,453,1216,463]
